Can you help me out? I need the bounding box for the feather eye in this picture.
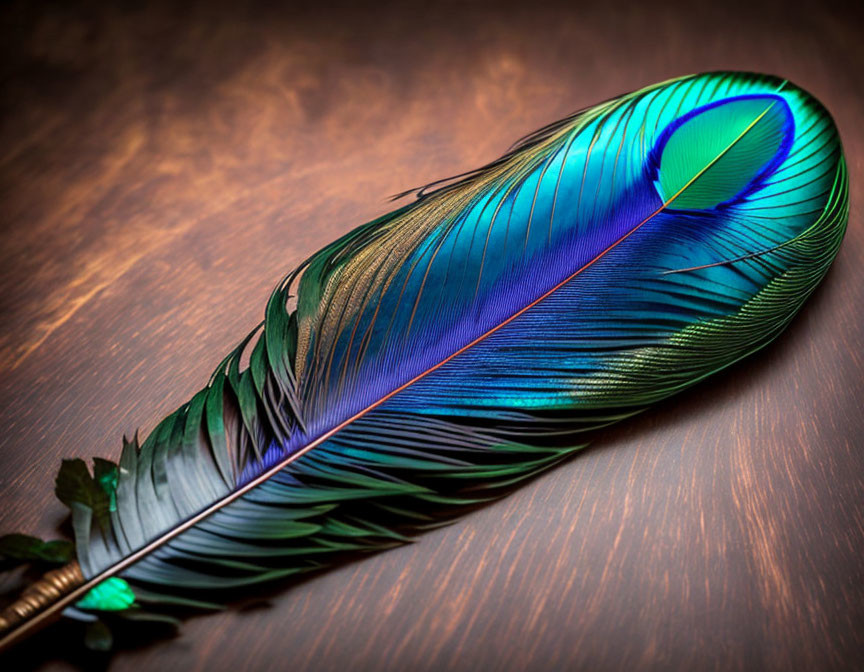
[652,94,794,209]
[0,71,848,650]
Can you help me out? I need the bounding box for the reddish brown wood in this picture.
[1,1,862,670]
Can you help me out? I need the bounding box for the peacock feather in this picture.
[0,71,848,651]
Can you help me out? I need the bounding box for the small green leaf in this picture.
[55,459,98,509]
[76,577,136,611]
[0,533,74,566]
[54,458,116,531]
[84,620,113,651]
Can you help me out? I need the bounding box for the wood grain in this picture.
[1,1,862,670]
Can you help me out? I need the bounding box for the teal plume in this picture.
[0,71,848,650]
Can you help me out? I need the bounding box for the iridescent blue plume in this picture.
[0,71,848,650]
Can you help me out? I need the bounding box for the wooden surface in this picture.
[1,1,862,670]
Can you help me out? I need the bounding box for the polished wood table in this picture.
[1,1,862,669]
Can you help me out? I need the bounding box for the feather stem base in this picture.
[0,562,83,635]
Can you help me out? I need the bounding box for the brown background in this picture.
[1,1,862,670]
